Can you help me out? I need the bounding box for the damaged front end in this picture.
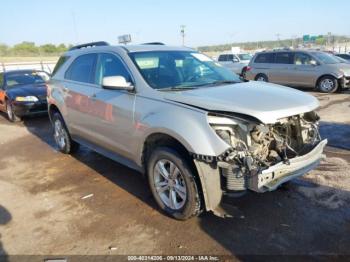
[207,111,327,193]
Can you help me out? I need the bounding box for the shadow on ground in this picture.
[320,121,350,150]
[0,205,11,262]
[19,116,350,256]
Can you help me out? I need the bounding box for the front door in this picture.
[90,52,136,159]
[290,52,318,87]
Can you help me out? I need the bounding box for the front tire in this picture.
[52,112,79,154]
[5,100,21,122]
[147,147,201,220]
[317,76,338,93]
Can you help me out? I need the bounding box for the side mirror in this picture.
[102,76,134,91]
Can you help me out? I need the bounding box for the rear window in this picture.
[254,53,274,63]
[52,56,70,76]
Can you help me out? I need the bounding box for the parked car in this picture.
[245,50,350,93]
[0,70,49,122]
[217,53,253,76]
[48,42,327,220]
[335,53,350,62]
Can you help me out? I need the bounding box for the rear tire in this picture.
[255,74,268,82]
[147,147,201,220]
[5,99,21,122]
[317,76,338,93]
[52,112,79,154]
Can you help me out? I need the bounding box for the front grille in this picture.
[29,103,47,113]
[37,95,47,101]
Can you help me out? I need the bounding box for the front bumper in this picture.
[12,101,48,117]
[247,139,327,192]
[340,76,350,89]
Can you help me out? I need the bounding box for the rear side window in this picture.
[254,53,274,63]
[52,56,70,77]
[65,54,97,83]
[275,52,293,64]
[218,55,227,62]
[338,54,350,59]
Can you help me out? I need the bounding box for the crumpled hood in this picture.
[7,83,47,100]
[163,81,319,124]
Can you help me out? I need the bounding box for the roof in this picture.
[257,49,323,54]
[65,44,194,55]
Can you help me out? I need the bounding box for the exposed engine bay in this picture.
[208,111,323,192]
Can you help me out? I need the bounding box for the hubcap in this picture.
[257,76,266,82]
[153,159,187,210]
[54,120,66,149]
[320,79,334,92]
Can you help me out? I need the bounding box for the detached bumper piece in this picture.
[220,139,327,193]
[13,101,48,117]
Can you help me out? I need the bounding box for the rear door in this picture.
[63,53,99,141]
[269,52,294,85]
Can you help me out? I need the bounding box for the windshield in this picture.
[238,53,253,61]
[129,51,241,90]
[6,72,46,88]
[313,52,340,64]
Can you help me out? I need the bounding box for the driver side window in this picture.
[294,53,314,65]
[95,53,131,86]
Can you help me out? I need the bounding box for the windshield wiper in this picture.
[208,80,240,86]
[158,86,198,92]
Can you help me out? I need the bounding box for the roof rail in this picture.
[142,42,165,45]
[69,41,109,51]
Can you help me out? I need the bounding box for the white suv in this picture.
[218,53,253,76]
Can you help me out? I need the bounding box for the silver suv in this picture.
[48,42,327,220]
[245,50,350,93]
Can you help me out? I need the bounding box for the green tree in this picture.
[0,44,9,56]
[12,41,38,56]
[40,44,57,54]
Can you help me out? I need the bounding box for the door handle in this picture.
[89,93,97,100]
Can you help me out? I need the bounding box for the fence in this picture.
[0,60,57,74]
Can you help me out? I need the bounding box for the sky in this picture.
[1,0,349,47]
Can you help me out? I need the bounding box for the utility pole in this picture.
[291,35,298,48]
[276,33,281,48]
[180,25,186,46]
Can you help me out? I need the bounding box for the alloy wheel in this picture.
[153,159,187,210]
[320,79,334,92]
[54,119,67,150]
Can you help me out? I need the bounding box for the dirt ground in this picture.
[0,89,349,260]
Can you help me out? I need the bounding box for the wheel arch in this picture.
[48,104,61,122]
[141,132,205,210]
[315,74,339,87]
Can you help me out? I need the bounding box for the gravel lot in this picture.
[0,89,349,260]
